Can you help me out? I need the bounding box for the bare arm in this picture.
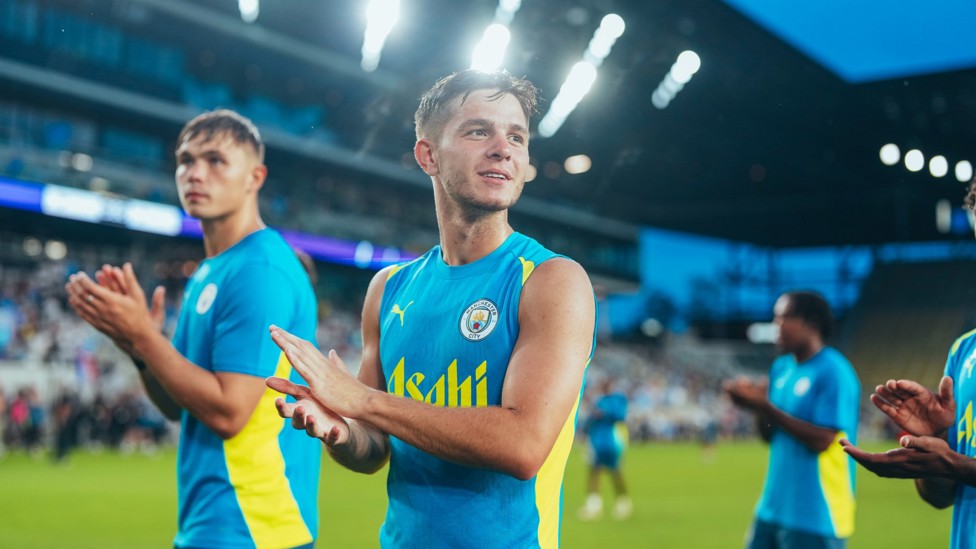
[67,264,266,439]
[724,377,838,453]
[137,366,182,421]
[754,412,773,443]
[269,258,595,480]
[760,403,839,453]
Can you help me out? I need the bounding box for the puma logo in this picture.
[391,301,415,326]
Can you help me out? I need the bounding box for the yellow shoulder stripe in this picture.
[951,327,976,356]
[386,264,407,280]
[519,257,535,286]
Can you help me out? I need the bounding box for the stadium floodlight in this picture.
[956,160,974,182]
[361,0,401,72]
[470,0,523,72]
[538,14,624,138]
[671,51,701,84]
[904,149,924,172]
[879,143,900,166]
[494,0,522,26]
[538,61,598,137]
[652,50,702,110]
[238,0,259,23]
[470,23,512,72]
[929,155,948,178]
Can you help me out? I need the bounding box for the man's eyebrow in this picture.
[457,119,528,134]
[177,144,227,158]
[458,118,492,130]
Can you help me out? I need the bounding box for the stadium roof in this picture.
[9,0,976,248]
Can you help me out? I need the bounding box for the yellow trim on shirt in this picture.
[535,382,583,548]
[224,351,313,549]
[519,257,536,286]
[951,327,976,356]
[818,431,856,538]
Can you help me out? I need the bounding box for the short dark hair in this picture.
[176,109,264,162]
[782,290,834,340]
[414,69,539,141]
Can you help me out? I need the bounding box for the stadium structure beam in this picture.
[125,0,403,91]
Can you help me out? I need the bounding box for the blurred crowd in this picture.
[0,242,890,465]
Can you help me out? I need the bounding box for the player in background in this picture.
[578,376,632,521]
[66,109,321,549]
[725,290,860,548]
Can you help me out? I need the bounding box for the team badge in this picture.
[196,283,218,315]
[459,298,499,341]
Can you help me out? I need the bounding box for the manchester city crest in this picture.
[459,298,499,341]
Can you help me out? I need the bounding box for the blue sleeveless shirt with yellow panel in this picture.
[378,231,595,549]
[171,228,321,549]
[755,347,860,539]
[585,392,629,469]
[944,328,976,549]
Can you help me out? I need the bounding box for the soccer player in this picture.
[65,110,321,549]
[265,70,597,548]
[724,291,861,548]
[578,377,632,521]
[839,182,976,549]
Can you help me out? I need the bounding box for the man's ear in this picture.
[248,164,268,192]
[415,139,438,176]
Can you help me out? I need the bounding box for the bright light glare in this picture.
[589,14,625,59]
[361,0,400,72]
[71,153,93,172]
[653,50,701,109]
[564,154,592,175]
[879,143,900,166]
[538,14,624,138]
[495,0,522,25]
[238,0,259,23]
[600,14,625,39]
[470,23,511,72]
[956,160,974,182]
[23,237,42,257]
[904,149,924,172]
[44,239,67,260]
[539,61,597,137]
[671,50,701,84]
[929,155,948,178]
[354,240,375,269]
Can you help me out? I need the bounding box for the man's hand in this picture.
[841,435,958,479]
[266,325,372,419]
[723,376,770,412]
[871,377,955,437]
[66,263,164,355]
[266,377,351,446]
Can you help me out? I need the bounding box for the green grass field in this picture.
[0,441,950,548]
